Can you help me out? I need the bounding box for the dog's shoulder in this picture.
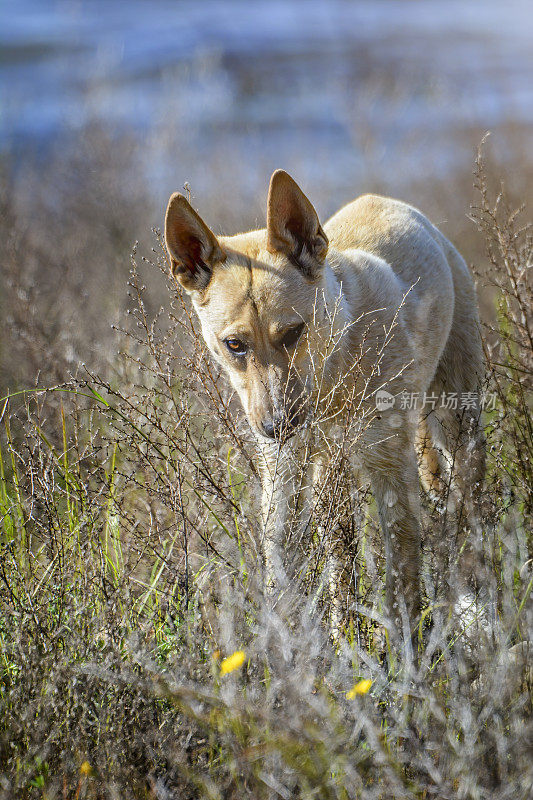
[324,194,455,302]
[324,194,429,253]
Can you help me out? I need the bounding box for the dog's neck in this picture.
[317,249,352,330]
[306,249,353,380]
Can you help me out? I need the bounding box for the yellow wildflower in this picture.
[80,761,92,776]
[346,678,372,699]
[219,650,246,676]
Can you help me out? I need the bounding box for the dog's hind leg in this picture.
[422,249,487,620]
[424,276,486,520]
[427,238,486,512]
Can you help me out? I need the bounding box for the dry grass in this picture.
[0,139,532,799]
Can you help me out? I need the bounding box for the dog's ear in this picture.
[267,169,328,278]
[165,193,225,292]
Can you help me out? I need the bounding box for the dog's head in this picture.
[164,170,329,440]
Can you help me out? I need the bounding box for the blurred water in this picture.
[2,0,532,207]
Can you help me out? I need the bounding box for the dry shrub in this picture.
[0,149,532,799]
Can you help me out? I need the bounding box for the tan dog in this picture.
[164,170,485,634]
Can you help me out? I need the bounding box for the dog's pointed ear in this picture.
[267,170,328,277]
[165,193,225,293]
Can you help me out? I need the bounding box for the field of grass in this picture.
[0,140,532,799]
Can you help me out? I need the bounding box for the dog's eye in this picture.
[281,323,305,349]
[225,338,247,356]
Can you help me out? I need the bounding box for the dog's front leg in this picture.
[257,440,297,589]
[311,451,352,640]
[361,427,422,637]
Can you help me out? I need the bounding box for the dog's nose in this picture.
[261,410,302,439]
[261,419,277,439]
[261,413,286,439]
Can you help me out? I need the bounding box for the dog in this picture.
[164,170,485,635]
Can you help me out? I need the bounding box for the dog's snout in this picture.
[262,409,286,438]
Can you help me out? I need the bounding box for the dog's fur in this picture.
[164,170,485,633]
